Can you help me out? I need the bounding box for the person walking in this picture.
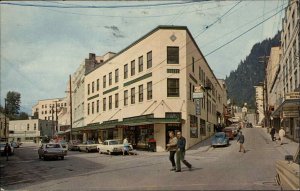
[122,137,131,155]
[270,127,276,141]
[237,131,246,153]
[166,131,177,171]
[4,143,11,161]
[278,127,285,145]
[175,132,192,172]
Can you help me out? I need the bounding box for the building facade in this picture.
[254,85,265,126]
[32,98,67,121]
[270,0,300,142]
[0,113,9,141]
[9,118,54,142]
[76,26,227,152]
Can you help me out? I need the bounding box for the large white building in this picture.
[72,26,227,151]
[9,118,54,142]
[269,0,299,142]
[32,98,67,121]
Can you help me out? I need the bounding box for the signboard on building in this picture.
[285,92,300,100]
[283,111,299,118]
[193,92,204,99]
[195,99,201,115]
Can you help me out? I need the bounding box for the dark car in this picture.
[223,127,235,140]
[211,132,229,148]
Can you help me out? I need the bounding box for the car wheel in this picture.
[108,150,111,155]
[61,156,64,160]
[79,148,81,152]
[39,155,41,159]
[43,156,47,161]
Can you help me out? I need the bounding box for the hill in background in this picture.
[225,32,281,109]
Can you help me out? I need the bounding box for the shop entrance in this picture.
[123,125,154,150]
[165,123,182,148]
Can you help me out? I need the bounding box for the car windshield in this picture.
[109,141,119,145]
[86,140,95,144]
[46,144,61,148]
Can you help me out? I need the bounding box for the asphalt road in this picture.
[0,128,287,190]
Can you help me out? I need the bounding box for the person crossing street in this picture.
[175,131,192,172]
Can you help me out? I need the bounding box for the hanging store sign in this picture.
[195,99,201,115]
[193,92,204,99]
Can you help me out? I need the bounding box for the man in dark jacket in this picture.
[175,132,192,172]
[4,143,11,161]
[270,127,276,141]
[237,131,245,153]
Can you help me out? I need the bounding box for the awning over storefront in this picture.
[272,99,300,117]
[73,117,181,132]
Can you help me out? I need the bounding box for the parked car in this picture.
[11,142,19,148]
[97,140,133,155]
[275,147,299,190]
[38,143,67,160]
[211,132,229,147]
[77,140,98,152]
[68,140,81,151]
[223,127,235,140]
[0,142,14,156]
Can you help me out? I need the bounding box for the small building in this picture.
[9,118,54,143]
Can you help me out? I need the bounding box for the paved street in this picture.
[0,127,298,190]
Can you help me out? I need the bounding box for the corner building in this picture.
[82,26,227,152]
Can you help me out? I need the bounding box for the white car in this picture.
[97,140,133,155]
[77,140,99,152]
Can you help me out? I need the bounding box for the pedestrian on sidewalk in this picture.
[270,127,276,141]
[122,137,132,155]
[166,131,177,171]
[237,131,246,153]
[175,132,192,172]
[279,127,285,145]
[4,143,11,161]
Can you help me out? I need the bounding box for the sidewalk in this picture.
[261,127,299,156]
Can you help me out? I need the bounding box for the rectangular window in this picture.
[34,123,36,131]
[139,85,143,102]
[92,102,94,114]
[88,84,90,95]
[97,100,99,113]
[92,81,94,93]
[97,79,99,91]
[115,69,119,83]
[189,83,192,100]
[109,96,112,109]
[147,81,152,100]
[103,75,106,88]
[138,56,143,72]
[199,67,201,81]
[147,51,152,69]
[27,124,30,131]
[124,90,128,106]
[131,87,135,104]
[109,72,112,86]
[115,93,119,108]
[295,71,298,89]
[192,57,195,73]
[103,98,106,111]
[88,103,90,115]
[131,60,135,76]
[124,64,128,79]
[167,78,180,97]
[167,46,179,64]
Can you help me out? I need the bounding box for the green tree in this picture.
[17,112,29,120]
[6,91,21,119]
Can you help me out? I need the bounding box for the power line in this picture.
[0,1,198,9]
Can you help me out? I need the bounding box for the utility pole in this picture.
[53,100,58,132]
[259,55,269,129]
[51,105,54,138]
[4,98,7,140]
[65,75,74,141]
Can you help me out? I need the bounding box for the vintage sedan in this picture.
[211,132,229,147]
[38,143,67,160]
[275,148,299,190]
[97,140,133,155]
[223,128,235,140]
[68,140,81,151]
[77,140,98,152]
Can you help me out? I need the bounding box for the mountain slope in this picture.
[225,32,281,109]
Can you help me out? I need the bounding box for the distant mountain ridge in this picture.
[225,32,281,109]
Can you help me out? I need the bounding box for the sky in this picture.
[0,0,288,114]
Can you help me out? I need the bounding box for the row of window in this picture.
[87,51,153,95]
[41,103,66,109]
[87,81,153,115]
